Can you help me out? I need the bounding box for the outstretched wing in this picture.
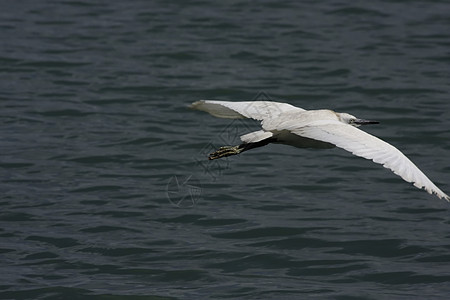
[291,121,449,201]
[190,100,305,121]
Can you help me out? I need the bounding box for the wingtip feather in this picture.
[438,192,450,202]
[189,100,205,109]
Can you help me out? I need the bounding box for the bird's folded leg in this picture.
[209,145,243,160]
[208,139,274,160]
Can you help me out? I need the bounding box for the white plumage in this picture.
[191,100,449,201]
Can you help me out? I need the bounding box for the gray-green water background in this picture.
[1,1,450,299]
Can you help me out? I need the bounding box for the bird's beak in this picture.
[354,118,379,125]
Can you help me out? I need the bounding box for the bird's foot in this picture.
[209,145,242,160]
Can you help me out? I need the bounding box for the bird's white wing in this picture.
[291,121,449,201]
[190,100,305,121]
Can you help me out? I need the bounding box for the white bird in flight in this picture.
[191,100,449,201]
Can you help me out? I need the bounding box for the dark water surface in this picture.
[1,1,450,299]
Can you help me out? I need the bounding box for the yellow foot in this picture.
[209,145,242,160]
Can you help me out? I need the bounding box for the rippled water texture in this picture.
[1,1,450,299]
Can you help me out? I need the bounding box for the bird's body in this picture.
[190,100,449,201]
[260,109,342,149]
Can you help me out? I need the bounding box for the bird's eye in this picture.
[349,118,356,124]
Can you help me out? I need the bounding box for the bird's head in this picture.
[338,112,379,127]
